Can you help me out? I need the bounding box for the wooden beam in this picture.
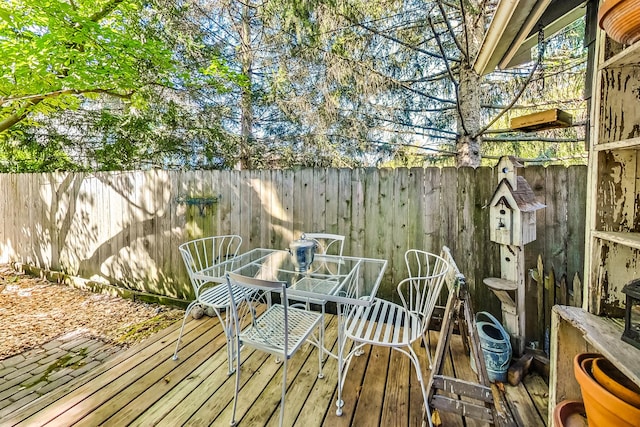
[431,395,494,421]
[431,376,494,402]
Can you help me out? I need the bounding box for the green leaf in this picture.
[0,7,12,23]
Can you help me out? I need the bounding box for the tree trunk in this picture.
[238,3,254,170]
[455,0,485,168]
[456,63,482,167]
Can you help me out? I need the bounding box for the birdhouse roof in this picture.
[489,177,546,212]
[498,155,524,169]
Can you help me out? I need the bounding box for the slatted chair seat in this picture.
[198,283,245,308]
[239,304,323,355]
[345,299,423,348]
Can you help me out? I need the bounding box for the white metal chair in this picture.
[303,232,345,259]
[289,233,345,355]
[337,248,450,423]
[226,272,324,427]
[173,235,243,374]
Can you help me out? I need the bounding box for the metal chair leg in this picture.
[172,301,197,361]
[318,316,324,378]
[279,358,287,427]
[406,345,434,427]
[230,336,241,426]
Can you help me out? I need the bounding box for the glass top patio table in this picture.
[191,248,388,306]
[191,247,388,418]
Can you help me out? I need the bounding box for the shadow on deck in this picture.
[0,314,548,426]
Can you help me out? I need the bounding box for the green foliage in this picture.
[0,0,177,133]
[0,0,243,171]
[479,18,588,166]
[87,95,237,170]
[0,0,589,171]
[0,131,79,172]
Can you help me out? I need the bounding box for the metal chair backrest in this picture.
[400,249,450,335]
[178,235,242,297]
[302,232,345,256]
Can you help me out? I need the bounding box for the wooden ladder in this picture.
[427,268,517,427]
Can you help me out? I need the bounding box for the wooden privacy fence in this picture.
[0,166,586,333]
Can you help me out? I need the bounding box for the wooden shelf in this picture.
[553,306,639,385]
[594,136,640,151]
[483,277,518,291]
[549,306,640,426]
[592,230,640,250]
[562,13,640,426]
[509,109,572,132]
[600,39,640,69]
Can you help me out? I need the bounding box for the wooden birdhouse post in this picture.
[484,156,545,355]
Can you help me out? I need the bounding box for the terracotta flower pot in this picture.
[574,353,640,427]
[592,357,640,408]
[553,400,587,427]
[598,0,640,45]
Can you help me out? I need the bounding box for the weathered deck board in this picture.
[322,346,370,427]
[381,348,411,426]
[523,373,549,426]
[37,319,214,426]
[1,314,547,427]
[353,344,391,425]
[4,315,199,425]
[83,323,227,426]
[504,380,546,427]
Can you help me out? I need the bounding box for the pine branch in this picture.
[324,49,457,105]
[435,0,466,60]
[473,57,541,138]
[427,15,467,135]
[344,14,461,63]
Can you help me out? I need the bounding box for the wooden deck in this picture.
[1,314,548,426]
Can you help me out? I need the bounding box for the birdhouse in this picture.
[489,157,545,246]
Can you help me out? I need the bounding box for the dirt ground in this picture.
[0,265,184,360]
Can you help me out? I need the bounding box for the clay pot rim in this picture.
[553,399,586,427]
[592,357,640,407]
[574,352,640,426]
[576,355,640,410]
[573,352,602,369]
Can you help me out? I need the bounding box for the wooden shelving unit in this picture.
[586,33,640,316]
[548,9,640,426]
